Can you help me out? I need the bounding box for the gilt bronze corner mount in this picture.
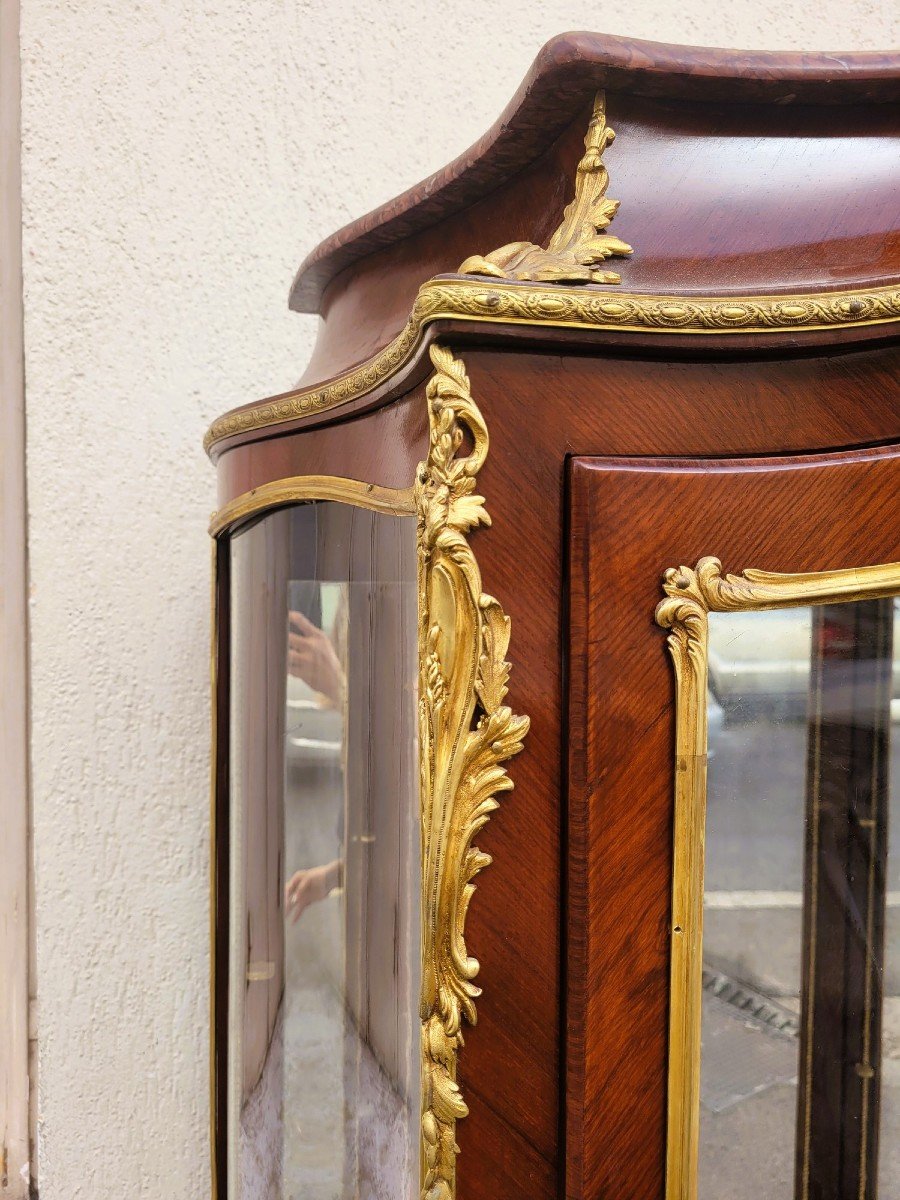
[416,344,529,1199]
[459,90,633,286]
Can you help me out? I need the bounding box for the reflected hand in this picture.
[288,611,344,707]
[285,859,342,924]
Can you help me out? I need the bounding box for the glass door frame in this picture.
[656,555,900,1200]
[210,477,417,1199]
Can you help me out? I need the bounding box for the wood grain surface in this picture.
[566,446,900,1198]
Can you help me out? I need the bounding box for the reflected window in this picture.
[228,502,419,1200]
[701,599,900,1198]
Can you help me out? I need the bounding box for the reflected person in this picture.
[284,608,345,922]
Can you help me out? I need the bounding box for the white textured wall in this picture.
[19,2,899,1196]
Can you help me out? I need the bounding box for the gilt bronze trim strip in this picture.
[208,475,415,536]
[205,280,900,453]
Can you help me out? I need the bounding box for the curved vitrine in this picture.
[208,32,900,1200]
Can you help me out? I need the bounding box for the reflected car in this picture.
[708,601,900,723]
[285,673,343,763]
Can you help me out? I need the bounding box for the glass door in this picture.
[566,447,900,1199]
[700,598,900,1198]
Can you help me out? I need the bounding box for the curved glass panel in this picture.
[228,502,419,1200]
[701,599,900,1199]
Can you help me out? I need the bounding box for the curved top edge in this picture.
[289,31,900,313]
[207,276,900,459]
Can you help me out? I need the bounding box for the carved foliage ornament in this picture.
[415,345,529,1200]
[459,90,633,286]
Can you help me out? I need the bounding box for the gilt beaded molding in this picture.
[205,280,900,453]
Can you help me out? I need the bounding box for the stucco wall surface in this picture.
[18,1,899,1196]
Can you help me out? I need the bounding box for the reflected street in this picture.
[699,599,900,1200]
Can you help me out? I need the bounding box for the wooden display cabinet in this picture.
[207,32,900,1200]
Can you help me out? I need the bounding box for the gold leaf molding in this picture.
[204,280,900,454]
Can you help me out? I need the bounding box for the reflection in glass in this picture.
[229,502,419,1200]
[701,599,900,1199]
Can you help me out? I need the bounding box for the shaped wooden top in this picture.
[289,32,900,312]
[206,33,899,457]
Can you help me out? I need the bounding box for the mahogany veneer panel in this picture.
[566,445,900,1199]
